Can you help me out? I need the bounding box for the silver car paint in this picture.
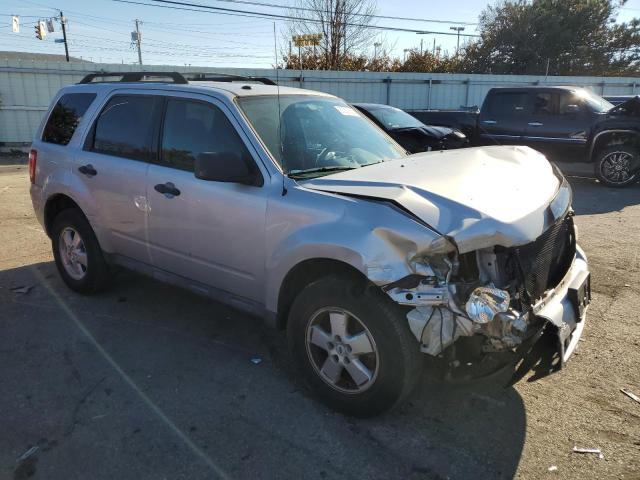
[31,81,581,337]
[302,145,563,253]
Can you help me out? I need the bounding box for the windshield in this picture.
[575,88,614,113]
[366,105,424,130]
[237,95,406,177]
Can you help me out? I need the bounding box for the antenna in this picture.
[274,22,287,196]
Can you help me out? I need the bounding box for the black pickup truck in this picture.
[411,86,640,187]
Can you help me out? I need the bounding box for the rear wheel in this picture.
[287,276,422,417]
[595,145,639,187]
[51,208,111,293]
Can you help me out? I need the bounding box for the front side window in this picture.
[161,98,251,172]
[42,93,96,145]
[237,95,405,177]
[91,95,158,161]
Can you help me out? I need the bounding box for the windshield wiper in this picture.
[287,165,357,178]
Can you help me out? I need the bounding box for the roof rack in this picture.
[187,73,277,86]
[78,71,188,84]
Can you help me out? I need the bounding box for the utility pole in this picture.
[403,48,410,62]
[449,26,465,55]
[420,38,424,55]
[59,11,69,62]
[134,19,143,65]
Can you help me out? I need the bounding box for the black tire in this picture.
[595,145,640,187]
[51,208,111,294]
[287,275,423,417]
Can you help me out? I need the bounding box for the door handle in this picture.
[154,182,181,198]
[482,120,497,125]
[78,164,97,177]
[528,122,544,127]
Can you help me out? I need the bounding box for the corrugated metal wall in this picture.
[1,59,639,144]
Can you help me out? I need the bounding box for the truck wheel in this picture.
[287,276,423,417]
[595,145,639,187]
[51,208,111,294]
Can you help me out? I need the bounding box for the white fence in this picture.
[1,59,639,145]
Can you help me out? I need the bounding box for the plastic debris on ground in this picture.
[620,388,640,405]
[16,446,39,462]
[548,465,558,472]
[10,285,32,294]
[572,446,604,459]
[250,357,262,365]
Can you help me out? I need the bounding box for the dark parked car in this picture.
[353,103,469,153]
[411,87,640,187]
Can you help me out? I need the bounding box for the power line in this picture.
[112,0,481,36]
[190,0,478,25]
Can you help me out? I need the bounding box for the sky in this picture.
[1,0,640,68]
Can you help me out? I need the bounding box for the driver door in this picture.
[145,94,268,303]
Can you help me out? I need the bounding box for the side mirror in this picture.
[194,152,261,186]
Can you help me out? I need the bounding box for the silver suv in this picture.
[30,71,590,417]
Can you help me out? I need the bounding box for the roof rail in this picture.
[78,71,188,84]
[187,73,277,86]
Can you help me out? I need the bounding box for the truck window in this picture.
[90,95,159,162]
[487,92,528,118]
[161,98,251,172]
[533,93,553,115]
[42,93,96,146]
[557,93,582,115]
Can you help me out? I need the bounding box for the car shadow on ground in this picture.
[2,261,526,480]
[567,175,640,216]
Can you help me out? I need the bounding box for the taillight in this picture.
[28,149,37,184]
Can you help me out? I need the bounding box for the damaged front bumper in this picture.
[385,244,590,369]
[531,245,590,364]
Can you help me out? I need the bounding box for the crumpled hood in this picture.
[302,146,564,253]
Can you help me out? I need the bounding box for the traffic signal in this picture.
[34,21,46,40]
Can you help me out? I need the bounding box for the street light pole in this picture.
[449,26,465,55]
[373,42,381,59]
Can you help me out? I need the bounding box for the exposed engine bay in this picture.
[383,214,577,359]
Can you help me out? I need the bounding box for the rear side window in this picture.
[90,95,159,162]
[161,98,251,172]
[487,92,528,118]
[42,93,96,145]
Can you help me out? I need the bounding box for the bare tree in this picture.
[288,0,377,70]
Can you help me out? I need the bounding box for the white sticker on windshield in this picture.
[334,106,359,117]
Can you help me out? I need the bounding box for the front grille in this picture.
[513,215,576,302]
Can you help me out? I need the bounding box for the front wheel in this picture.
[595,145,640,187]
[287,276,423,417]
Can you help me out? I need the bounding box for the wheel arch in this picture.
[275,258,370,330]
[590,130,640,161]
[44,193,83,237]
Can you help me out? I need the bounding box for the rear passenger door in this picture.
[145,94,267,303]
[78,92,162,262]
[478,91,530,145]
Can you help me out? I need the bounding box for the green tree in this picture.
[463,0,640,76]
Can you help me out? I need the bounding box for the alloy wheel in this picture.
[601,151,634,184]
[305,307,379,394]
[58,227,88,280]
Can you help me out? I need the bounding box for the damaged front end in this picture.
[383,211,590,380]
